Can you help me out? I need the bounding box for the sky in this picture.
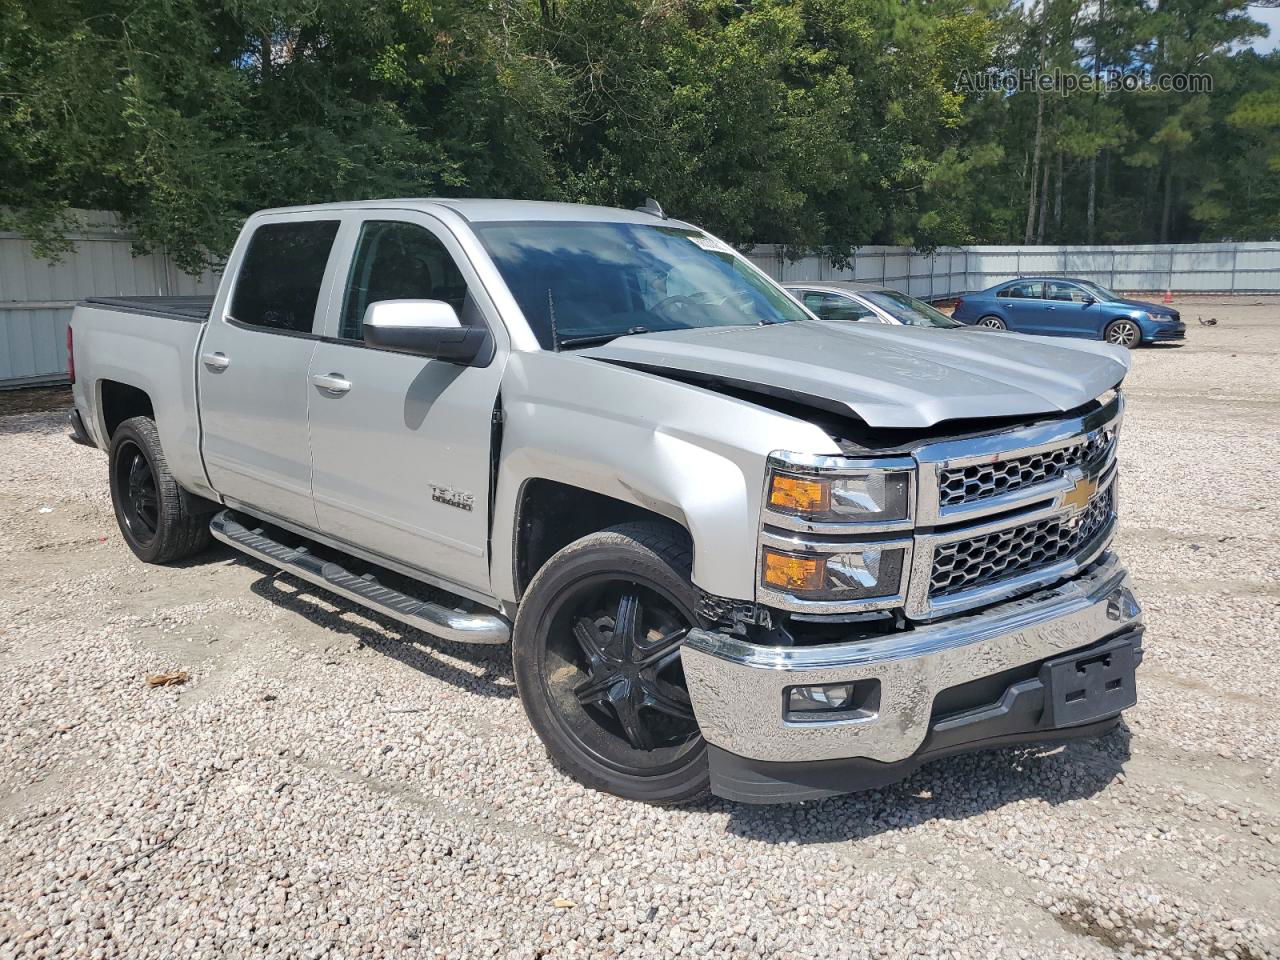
[1247,4,1279,53]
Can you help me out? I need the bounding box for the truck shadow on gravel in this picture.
[716,725,1132,843]
[225,550,517,700]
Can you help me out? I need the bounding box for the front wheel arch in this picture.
[512,479,691,598]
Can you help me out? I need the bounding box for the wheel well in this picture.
[99,381,154,439]
[514,479,688,596]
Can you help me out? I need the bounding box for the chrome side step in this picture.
[210,510,510,645]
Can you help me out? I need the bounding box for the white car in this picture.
[783,281,963,329]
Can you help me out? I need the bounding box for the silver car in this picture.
[69,200,1140,806]
[783,280,963,329]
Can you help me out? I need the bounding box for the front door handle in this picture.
[311,373,352,396]
[202,352,230,371]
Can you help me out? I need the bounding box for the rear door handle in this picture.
[202,352,230,371]
[311,373,351,395]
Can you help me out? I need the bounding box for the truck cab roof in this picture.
[252,198,697,228]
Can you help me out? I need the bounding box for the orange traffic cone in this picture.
[1162,288,1173,304]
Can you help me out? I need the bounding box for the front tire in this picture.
[977,315,1006,330]
[108,416,211,564]
[1105,318,1141,348]
[512,522,709,805]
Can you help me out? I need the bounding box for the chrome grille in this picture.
[930,486,1114,597]
[938,429,1115,507]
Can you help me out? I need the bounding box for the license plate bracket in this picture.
[1040,635,1138,728]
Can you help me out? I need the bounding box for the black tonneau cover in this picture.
[82,296,214,322]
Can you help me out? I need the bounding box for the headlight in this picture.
[760,453,915,609]
[761,544,906,601]
[766,461,912,523]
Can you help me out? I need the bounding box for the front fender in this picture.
[490,351,839,604]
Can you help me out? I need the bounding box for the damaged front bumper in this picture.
[681,552,1142,803]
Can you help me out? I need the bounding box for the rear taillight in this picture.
[954,297,965,311]
[66,325,75,384]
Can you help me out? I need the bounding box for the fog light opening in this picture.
[785,679,881,723]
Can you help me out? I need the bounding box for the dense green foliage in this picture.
[1,0,1276,270]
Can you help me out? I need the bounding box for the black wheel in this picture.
[977,315,1006,330]
[1105,318,1141,348]
[512,522,709,805]
[108,416,211,564]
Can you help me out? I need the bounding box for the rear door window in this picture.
[999,281,1043,300]
[229,220,340,333]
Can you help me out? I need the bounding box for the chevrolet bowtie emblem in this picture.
[1062,475,1098,511]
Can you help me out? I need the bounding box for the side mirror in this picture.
[1082,295,1096,305]
[362,300,489,364]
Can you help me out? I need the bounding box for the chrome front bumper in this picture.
[681,552,1141,764]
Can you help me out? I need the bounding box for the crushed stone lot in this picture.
[2,298,1279,960]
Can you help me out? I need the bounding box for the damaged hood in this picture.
[579,321,1129,429]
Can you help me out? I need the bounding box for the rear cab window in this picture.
[229,220,341,334]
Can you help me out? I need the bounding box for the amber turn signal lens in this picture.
[768,473,830,513]
[761,548,825,592]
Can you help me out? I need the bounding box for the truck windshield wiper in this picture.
[557,326,652,350]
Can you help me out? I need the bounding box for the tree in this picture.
[2,0,1278,266]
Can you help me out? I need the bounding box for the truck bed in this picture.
[82,296,214,322]
[70,296,213,498]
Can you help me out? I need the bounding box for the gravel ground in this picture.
[2,298,1278,960]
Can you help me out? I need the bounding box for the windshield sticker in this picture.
[688,234,736,256]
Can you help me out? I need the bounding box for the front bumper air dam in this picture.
[680,552,1142,803]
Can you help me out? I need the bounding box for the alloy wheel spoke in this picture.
[572,617,610,665]
[612,592,642,660]
[573,671,618,708]
[639,676,695,721]
[634,627,688,669]
[610,682,653,750]
[128,455,148,494]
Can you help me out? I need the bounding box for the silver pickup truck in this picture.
[68,199,1143,804]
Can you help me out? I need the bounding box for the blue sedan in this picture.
[951,277,1186,347]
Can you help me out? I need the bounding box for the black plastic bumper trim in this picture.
[67,408,95,448]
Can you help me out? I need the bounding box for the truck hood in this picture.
[579,321,1129,429]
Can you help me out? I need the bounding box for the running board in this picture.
[209,510,510,645]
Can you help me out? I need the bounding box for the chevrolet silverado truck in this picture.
[67,199,1143,804]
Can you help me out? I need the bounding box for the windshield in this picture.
[474,221,808,349]
[1078,280,1119,301]
[862,290,962,328]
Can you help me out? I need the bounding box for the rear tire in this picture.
[512,521,709,805]
[977,315,1006,329]
[108,416,211,564]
